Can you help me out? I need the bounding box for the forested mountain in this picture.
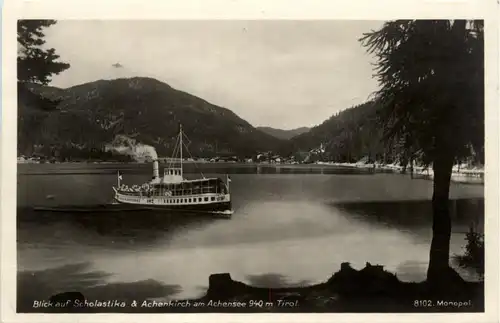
[289,101,391,163]
[257,126,310,140]
[18,77,288,160]
[18,77,480,164]
[17,79,410,163]
[288,99,482,165]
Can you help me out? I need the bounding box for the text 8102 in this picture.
[414,300,434,307]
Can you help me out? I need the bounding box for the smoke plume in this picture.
[106,135,158,161]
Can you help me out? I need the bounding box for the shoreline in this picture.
[17,159,485,172]
[17,161,485,184]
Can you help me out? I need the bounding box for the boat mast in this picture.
[180,124,183,178]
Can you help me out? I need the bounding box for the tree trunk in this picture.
[427,153,458,285]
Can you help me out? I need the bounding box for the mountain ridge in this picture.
[257,126,311,140]
[18,77,291,160]
[18,77,419,164]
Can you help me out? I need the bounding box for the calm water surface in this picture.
[17,163,484,302]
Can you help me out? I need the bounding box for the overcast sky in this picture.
[45,20,383,130]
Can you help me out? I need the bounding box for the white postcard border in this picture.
[1,1,499,323]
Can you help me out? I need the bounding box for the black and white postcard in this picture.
[1,0,499,323]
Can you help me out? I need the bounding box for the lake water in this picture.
[16,163,484,303]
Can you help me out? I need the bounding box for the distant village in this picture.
[16,143,327,165]
[17,141,484,185]
[17,150,313,165]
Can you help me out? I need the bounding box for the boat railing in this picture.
[117,191,143,196]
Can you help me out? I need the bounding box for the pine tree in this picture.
[17,20,70,85]
[360,20,484,286]
[17,20,70,155]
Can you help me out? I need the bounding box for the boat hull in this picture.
[114,200,232,214]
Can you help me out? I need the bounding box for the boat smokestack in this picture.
[152,159,159,179]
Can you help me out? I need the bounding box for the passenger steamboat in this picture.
[112,125,233,216]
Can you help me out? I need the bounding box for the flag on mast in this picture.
[117,171,123,186]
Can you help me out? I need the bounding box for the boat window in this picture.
[204,197,208,202]
[211,197,215,201]
[189,198,192,202]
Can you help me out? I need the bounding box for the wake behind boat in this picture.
[112,125,233,216]
[33,204,152,213]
